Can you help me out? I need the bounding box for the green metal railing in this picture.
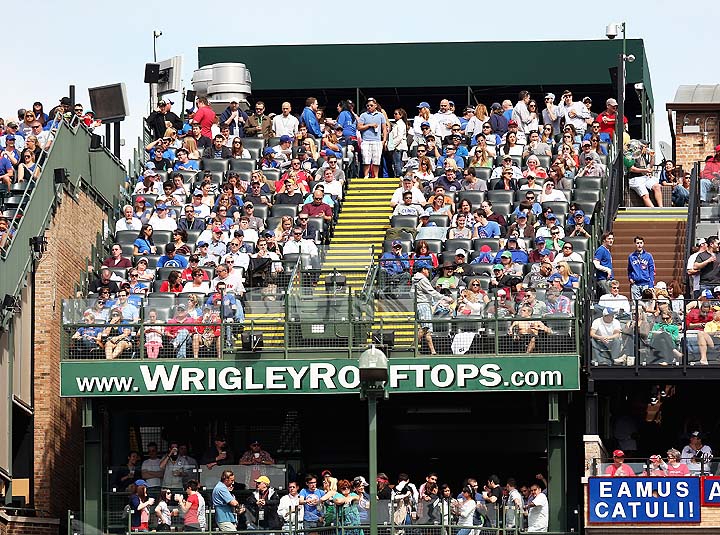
[0,114,127,324]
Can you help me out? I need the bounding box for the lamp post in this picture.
[359,346,389,535]
[150,30,163,113]
[606,22,634,186]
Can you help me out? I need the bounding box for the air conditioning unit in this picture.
[191,62,252,113]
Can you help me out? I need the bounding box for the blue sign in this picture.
[702,476,720,506]
[588,477,701,523]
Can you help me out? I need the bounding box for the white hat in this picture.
[655,281,667,290]
[454,248,466,257]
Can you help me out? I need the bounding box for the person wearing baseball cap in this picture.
[589,307,623,366]
[245,474,281,530]
[146,96,183,140]
[596,97,627,138]
[504,117,527,145]
[603,449,636,476]
[379,240,410,293]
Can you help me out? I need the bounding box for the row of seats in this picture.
[383,236,591,254]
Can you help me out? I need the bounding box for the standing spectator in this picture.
[542,93,561,135]
[526,483,549,532]
[129,480,155,531]
[245,101,273,139]
[301,97,322,138]
[300,474,325,533]
[279,481,303,531]
[557,90,591,137]
[681,431,713,465]
[593,231,614,295]
[388,108,409,178]
[357,98,387,179]
[413,265,444,355]
[193,97,216,139]
[246,476,281,531]
[141,442,164,488]
[272,102,299,138]
[597,98,628,139]
[627,236,655,299]
[213,470,242,532]
[179,479,206,531]
[146,98,183,140]
[603,450,636,476]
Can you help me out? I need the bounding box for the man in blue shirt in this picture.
[474,211,501,238]
[583,121,612,143]
[357,98,387,179]
[173,148,199,171]
[380,239,410,293]
[212,470,240,531]
[593,231,614,295]
[300,97,322,138]
[299,474,325,532]
[627,235,655,299]
[157,243,189,269]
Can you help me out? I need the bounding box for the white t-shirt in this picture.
[527,491,549,532]
[141,458,162,488]
[591,317,621,338]
[598,293,631,313]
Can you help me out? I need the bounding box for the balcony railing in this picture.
[587,298,720,369]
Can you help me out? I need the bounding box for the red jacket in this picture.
[701,157,720,180]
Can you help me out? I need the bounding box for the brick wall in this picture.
[0,512,60,535]
[31,189,108,518]
[673,111,720,171]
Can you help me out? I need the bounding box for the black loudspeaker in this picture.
[90,134,102,149]
[88,83,129,122]
[186,90,197,103]
[241,332,264,352]
[144,63,160,84]
[53,168,67,185]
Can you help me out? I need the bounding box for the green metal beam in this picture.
[547,392,567,532]
[83,400,102,532]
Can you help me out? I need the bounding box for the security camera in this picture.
[634,83,644,92]
[605,24,618,39]
[626,54,636,63]
[153,30,163,38]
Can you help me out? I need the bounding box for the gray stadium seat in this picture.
[201,158,230,173]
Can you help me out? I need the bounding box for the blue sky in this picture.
[3,0,717,164]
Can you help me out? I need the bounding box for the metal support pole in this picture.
[614,23,626,195]
[113,123,121,159]
[368,393,378,535]
[547,393,567,532]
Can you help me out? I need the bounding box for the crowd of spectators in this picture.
[372,89,621,355]
[120,435,550,533]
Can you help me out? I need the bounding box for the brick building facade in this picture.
[667,85,720,172]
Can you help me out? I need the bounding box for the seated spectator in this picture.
[583,121,612,143]
[648,313,683,364]
[89,267,120,295]
[576,150,606,179]
[319,167,343,199]
[239,440,275,466]
[553,262,580,290]
[116,204,143,232]
[523,156,548,181]
[173,147,199,171]
[425,194,453,223]
[467,135,495,168]
[393,190,425,217]
[148,204,178,232]
[535,213,562,240]
[522,130,552,158]
[508,304,553,353]
[626,140,662,208]
[100,308,134,359]
[164,304,194,358]
[520,287,547,316]
[659,160,689,207]
[449,213,472,239]
[275,178,305,205]
[160,271,185,293]
[505,212,535,241]
[490,154,522,179]
[115,289,140,322]
[528,237,555,263]
[242,203,266,232]
[158,243,189,269]
[134,257,155,283]
[686,299,715,365]
[296,147,317,175]
[280,160,312,194]
[260,147,280,170]
[244,182,273,209]
[598,281,631,314]
[665,449,690,476]
[590,308,623,365]
[434,166,464,192]
[545,287,572,315]
[413,156,435,183]
[432,261,461,290]
[230,137,251,159]
[281,227,320,268]
[492,167,519,191]
[248,236,283,295]
[564,211,592,239]
[71,313,103,355]
[486,288,515,317]
[103,244,133,269]
[603,450,636,476]
[472,210,501,239]
[202,135,232,159]
[494,237,528,264]
[491,253,524,291]
[271,135,293,165]
[410,240,439,273]
[460,168,487,191]
[390,175,426,207]
[539,180,566,202]
[426,185,454,207]
[192,306,221,358]
[201,435,235,469]
[523,260,554,289]
[183,269,211,293]
[552,241,583,266]
[380,240,411,292]
[300,189,333,223]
